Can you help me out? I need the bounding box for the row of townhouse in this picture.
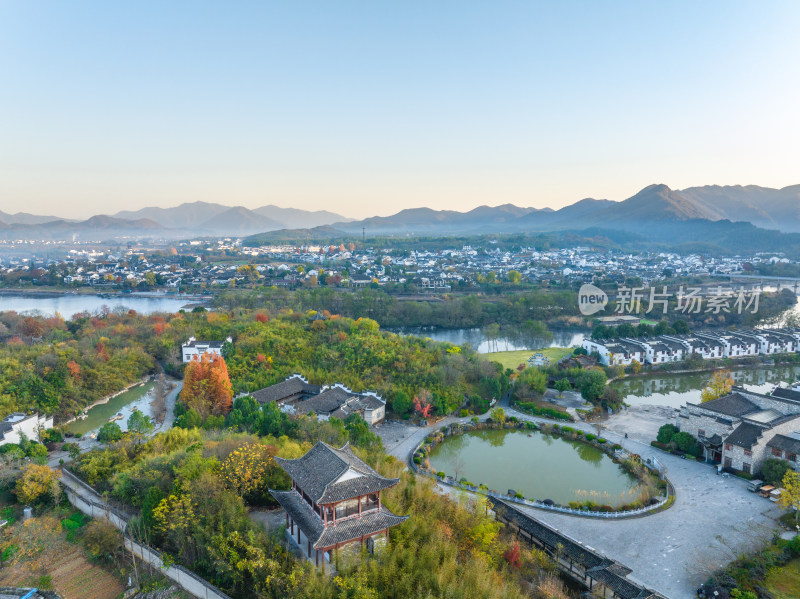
[582,328,800,366]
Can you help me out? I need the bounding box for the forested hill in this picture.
[0,309,508,421]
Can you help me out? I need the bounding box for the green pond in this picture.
[611,365,800,409]
[427,429,641,507]
[66,381,156,436]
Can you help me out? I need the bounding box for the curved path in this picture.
[378,394,783,598]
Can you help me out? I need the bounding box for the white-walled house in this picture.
[182,336,232,363]
[0,412,54,446]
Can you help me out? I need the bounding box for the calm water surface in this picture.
[0,293,192,317]
[427,429,640,507]
[66,381,156,435]
[390,327,587,353]
[612,365,800,409]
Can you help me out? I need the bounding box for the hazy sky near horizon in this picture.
[2,1,800,219]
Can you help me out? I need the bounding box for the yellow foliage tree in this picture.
[220,442,275,499]
[780,470,800,523]
[15,464,61,505]
[700,370,734,403]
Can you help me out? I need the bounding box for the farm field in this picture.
[485,347,575,371]
[0,513,124,599]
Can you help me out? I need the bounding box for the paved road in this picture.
[380,395,783,598]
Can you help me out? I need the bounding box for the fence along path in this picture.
[60,469,233,599]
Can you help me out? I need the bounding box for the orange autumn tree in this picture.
[181,354,233,418]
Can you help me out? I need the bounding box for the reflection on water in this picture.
[65,382,156,435]
[0,293,192,318]
[612,365,800,409]
[390,327,588,353]
[427,429,639,506]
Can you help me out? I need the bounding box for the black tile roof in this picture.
[251,377,321,405]
[725,422,764,449]
[488,498,665,599]
[772,387,800,403]
[270,489,407,549]
[696,393,758,418]
[294,387,352,414]
[274,441,399,504]
[767,434,800,455]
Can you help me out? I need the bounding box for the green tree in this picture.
[97,422,123,443]
[127,411,154,443]
[391,390,413,416]
[656,424,679,445]
[490,406,506,425]
[507,270,522,284]
[554,378,571,397]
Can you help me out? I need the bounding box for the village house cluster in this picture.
[582,328,800,366]
[2,237,796,292]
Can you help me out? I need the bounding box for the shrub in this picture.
[459,409,469,417]
[612,443,622,450]
[436,471,445,478]
[656,423,680,444]
[470,416,479,424]
[413,456,422,464]
[514,492,524,499]
[672,432,702,457]
[597,438,607,444]
[585,433,596,441]
[761,457,792,486]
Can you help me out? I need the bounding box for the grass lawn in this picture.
[485,347,575,371]
[766,557,800,598]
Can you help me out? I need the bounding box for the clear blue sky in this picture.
[2,1,799,218]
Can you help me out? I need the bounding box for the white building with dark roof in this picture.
[181,336,231,363]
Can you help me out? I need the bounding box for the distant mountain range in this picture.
[0,202,352,241]
[3,184,800,247]
[246,184,800,255]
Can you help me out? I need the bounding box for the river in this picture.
[389,326,588,353]
[612,364,800,409]
[65,381,157,436]
[0,292,195,317]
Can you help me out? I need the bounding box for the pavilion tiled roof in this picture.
[274,441,399,504]
[270,489,407,549]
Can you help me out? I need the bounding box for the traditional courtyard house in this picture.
[290,385,387,425]
[0,412,54,446]
[749,330,797,354]
[676,387,800,473]
[181,336,231,363]
[251,374,322,406]
[252,376,387,425]
[269,442,408,570]
[762,329,799,353]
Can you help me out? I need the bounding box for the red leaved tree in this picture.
[181,354,233,418]
[413,389,433,419]
[504,541,521,569]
